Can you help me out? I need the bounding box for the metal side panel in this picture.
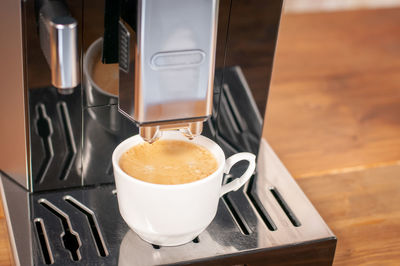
[0,173,33,266]
[0,0,29,189]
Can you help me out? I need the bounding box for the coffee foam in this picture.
[119,140,218,185]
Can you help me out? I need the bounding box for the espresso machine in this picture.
[0,0,336,265]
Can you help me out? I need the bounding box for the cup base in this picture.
[133,227,206,247]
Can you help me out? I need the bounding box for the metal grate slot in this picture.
[222,84,247,132]
[270,187,301,227]
[34,218,54,264]
[63,196,109,257]
[35,104,54,183]
[223,177,251,235]
[106,161,114,176]
[246,178,277,231]
[38,199,82,261]
[57,102,77,180]
[223,197,251,235]
[206,118,216,136]
[216,135,239,155]
[220,91,241,134]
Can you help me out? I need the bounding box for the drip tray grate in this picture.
[12,140,336,266]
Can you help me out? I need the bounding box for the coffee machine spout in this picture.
[139,126,161,144]
[138,120,204,144]
[118,0,219,142]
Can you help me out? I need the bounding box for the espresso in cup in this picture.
[119,140,218,185]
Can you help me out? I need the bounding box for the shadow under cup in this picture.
[112,131,228,246]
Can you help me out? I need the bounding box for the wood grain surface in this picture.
[264,7,400,266]
[0,198,13,266]
[1,7,400,266]
[265,8,400,178]
[297,164,400,265]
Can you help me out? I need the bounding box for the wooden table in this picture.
[265,7,400,265]
[1,7,400,266]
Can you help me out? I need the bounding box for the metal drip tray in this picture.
[1,140,336,265]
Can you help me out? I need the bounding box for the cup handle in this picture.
[220,153,256,197]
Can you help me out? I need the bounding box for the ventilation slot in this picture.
[34,218,54,264]
[35,104,54,183]
[38,199,82,261]
[64,196,109,257]
[57,102,76,180]
[223,177,251,235]
[246,178,277,231]
[270,187,301,227]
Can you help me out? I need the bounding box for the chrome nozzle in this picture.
[139,126,162,144]
[139,121,204,143]
[179,122,203,140]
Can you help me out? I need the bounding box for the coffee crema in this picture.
[119,140,218,185]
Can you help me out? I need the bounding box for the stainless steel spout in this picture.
[139,126,161,144]
[38,0,80,92]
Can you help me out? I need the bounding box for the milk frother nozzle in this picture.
[38,0,80,93]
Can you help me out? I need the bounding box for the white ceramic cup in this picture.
[112,131,256,246]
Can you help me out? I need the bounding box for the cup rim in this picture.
[112,131,226,189]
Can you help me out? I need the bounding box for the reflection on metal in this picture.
[29,87,82,191]
[56,102,77,181]
[34,104,54,184]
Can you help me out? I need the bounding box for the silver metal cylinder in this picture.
[39,1,80,92]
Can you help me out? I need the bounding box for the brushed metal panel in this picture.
[0,0,29,189]
[119,0,218,124]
